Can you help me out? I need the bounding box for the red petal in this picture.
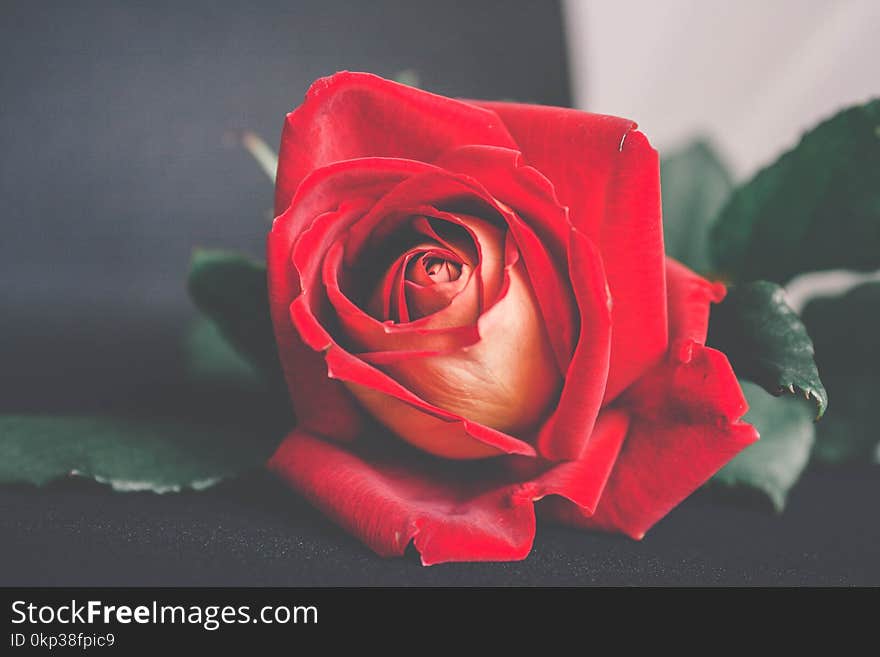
[472,102,667,401]
[517,408,630,513]
[409,214,479,268]
[665,257,726,345]
[541,261,756,538]
[434,146,569,265]
[269,429,536,565]
[404,275,468,319]
[557,345,757,539]
[275,72,516,214]
[534,230,612,460]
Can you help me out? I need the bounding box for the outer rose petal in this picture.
[665,257,726,343]
[472,101,667,402]
[513,409,630,513]
[275,72,517,214]
[534,229,612,460]
[269,429,536,565]
[541,260,758,538]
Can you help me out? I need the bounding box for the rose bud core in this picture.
[346,213,562,458]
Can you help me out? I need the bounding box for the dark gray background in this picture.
[1,1,877,586]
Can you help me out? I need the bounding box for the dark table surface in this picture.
[2,464,878,586]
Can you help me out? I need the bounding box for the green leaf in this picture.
[710,99,880,283]
[185,317,264,389]
[802,282,880,464]
[187,249,282,385]
[712,381,816,511]
[0,306,294,492]
[660,139,733,273]
[0,415,280,491]
[707,280,827,418]
[0,253,294,492]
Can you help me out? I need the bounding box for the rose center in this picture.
[413,254,462,284]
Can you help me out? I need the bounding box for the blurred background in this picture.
[566,0,879,179]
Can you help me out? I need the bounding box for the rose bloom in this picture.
[267,72,757,565]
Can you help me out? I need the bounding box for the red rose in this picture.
[267,72,757,564]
